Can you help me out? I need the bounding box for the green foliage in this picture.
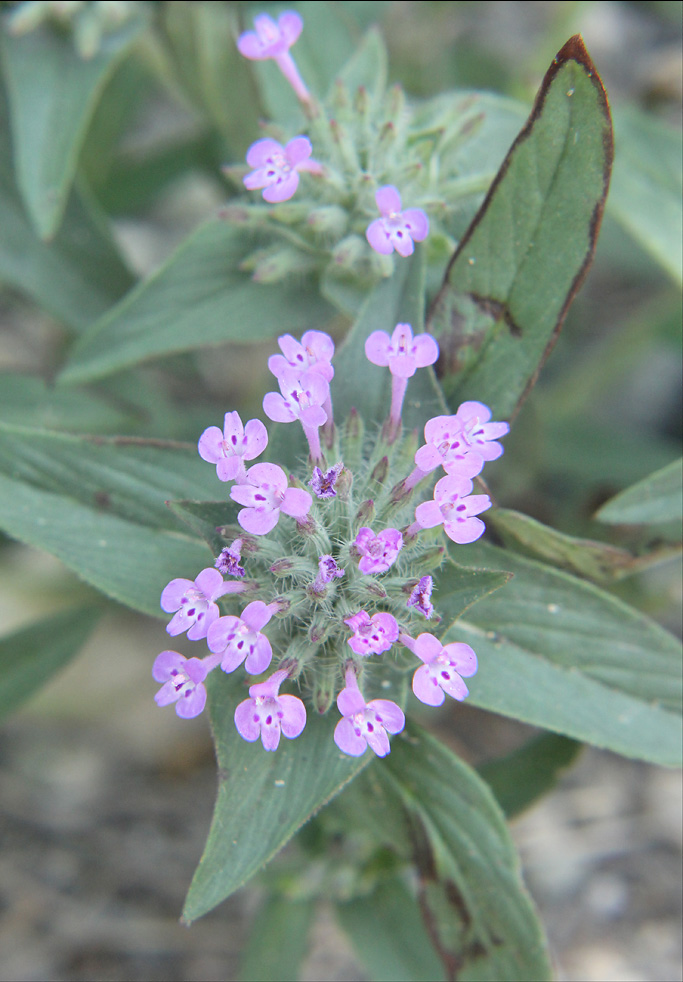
[596,458,683,528]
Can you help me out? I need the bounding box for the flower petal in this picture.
[375,185,402,215]
[334,717,367,756]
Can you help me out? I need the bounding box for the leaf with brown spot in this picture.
[428,35,613,419]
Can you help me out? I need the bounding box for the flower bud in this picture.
[354,499,375,528]
[369,456,389,486]
[307,205,349,238]
[249,246,317,284]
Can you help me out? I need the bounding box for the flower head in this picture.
[263,369,329,428]
[414,414,485,480]
[198,411,268,483]
[354,527,403,575]
[215,540,245,578]
[207,600,278,674]
[309,462,343,499]
[234,669,307,751]
[153,651,219,719]
[345,610,398,656]
[334,668,405,757]
[237,10,303,59]
[406,633,478,706]
[244,137,321,204]
[407,575,434,619]
[230,462,312,535]
[413,474,491,545]
[268,331,335,383]
[365,323,439,380]
[366,185,429,257]
[316,554,345,585]
[456,401,510,460]
[160,567,243,640]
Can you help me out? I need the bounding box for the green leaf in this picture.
[1,14,146,239]
[428,35,613,418]
[0,607,101,722]
[332,249,446,430]
[0,373,136,433]
[446,542,682,766]
[182,672,371,923]
[478,732,582,819]
[59,220,335,384]
[0,472,209,615]
[165,499,239,555]
[595,458,683,526]
[489,507,644,584]
[378,725,552,981]
[609,108,682,284]
[336,874,446,982]
[435,558,512,623]
[239,894,315,982]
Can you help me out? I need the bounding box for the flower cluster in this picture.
[152,326,508,759]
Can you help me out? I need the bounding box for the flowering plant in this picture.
[0,3,680,980]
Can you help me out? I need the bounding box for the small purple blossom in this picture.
[309,462,343,499]
[263,369,330,462]
[414,414,485,480]
[207,600,278,674]
[345,610,398,657]
[215,540,246,578]
[243,137,322,204]
[354,527,403,575]
[198,411,268,483]
[230,462,312,535]
[365,323,439,380]
[366,185,429,258]
[160,568,243,640]
[153,651,221,719]
[401,633,477,706]
[412,474,491,544]
[334,668,405,757]
[234,668,307,751]
[237,11,310,103]
[407,576,434,619]
[456,401,510,460]
[313,554,345,592]
[268,331,335,383]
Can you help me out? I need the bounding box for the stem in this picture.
[275,52,311,104]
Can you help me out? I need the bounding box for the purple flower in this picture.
[152,651,220,719]
[403,633,477,706]
[456,401,510,460]
[230,462,312,535]
[207,600,278,674]
[345,610,398,657]
[334,668,405,757]
[407,575,434,619]
[313,554,345,592]
[215,540,245,578]
[237,11,310,104]
[365,323,439,379]
[160,567,243,640]
[268,331,335,383]
[263,369,330,462]
[198,411,268,483]
[366,185,429,258]
[354,527,403,575]
[234,668,307,751]
[243,137,322,204]
[413,474,491,545]
[309,462,343,499]
[414,414,485,480]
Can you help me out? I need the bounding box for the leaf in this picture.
[609,107,682,284]
[59,220,335,384]
[445,542,682,767]
[182,672,372,923]
[336,874,446,982]
[377,724,552,982]
[428,35,613,419]
[0,472,210,616]
[332,249,446,430]
[595,458,683,527]
[478,732,582,819]
[0,373,136,433]
[239,894,315,982]
[0,14,146,239]
[0,607,101,722]
[434,558,512,624]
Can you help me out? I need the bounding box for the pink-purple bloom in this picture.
[198,411,268,483]
[230,462,312,535]
[243,137,321,204]
[366,185,429,257]
[345,610,399,657]
[263,369,330,462]
[207,600,278,674]
[161,568,243,640]
[309,462,343,499]
[456,401,510,460]
[334,668,405,757]
[402,633,477,706]
[153,651,220,719]
[407,575,434,619]
[314,554,345,591]
[237,11,310,104]
[365,323,439,379]
[412,474,491,545]
[354,527,403,575]
[215,540,245,578]
[268,331,335,383]
[234,668,307,751]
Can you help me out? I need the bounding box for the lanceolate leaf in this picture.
[239,894,315,982]
[59,221,335,384]
[445,542,682,767]
[0,15,146,239]
[595,458,683,526]
[428,35,613,419]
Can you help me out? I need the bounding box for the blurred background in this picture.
[1,1,681,979]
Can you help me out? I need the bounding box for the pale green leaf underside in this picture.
[596,458,683,526]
